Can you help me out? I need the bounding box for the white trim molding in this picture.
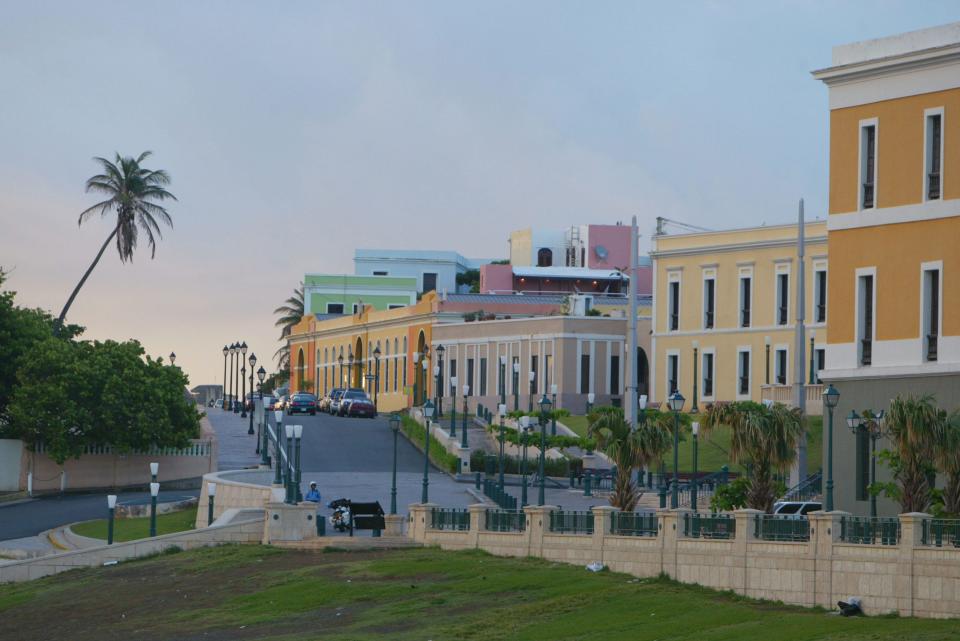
[828,197,960,231]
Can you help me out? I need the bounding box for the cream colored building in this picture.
[651,222,828,410]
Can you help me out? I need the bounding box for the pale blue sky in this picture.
[1,2,957,386]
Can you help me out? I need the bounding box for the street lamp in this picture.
[337,352,344,388]
[499,355,507,407]
[638,394,649,483]
[691,421,700,511]
[527,371,535,412]
[150,461,159,483]
[293,424,303,502]
[435,344,445,417]
[257,366,268,462]
[538,394,553,505]
[228,343,237,410]
[497,403,507,491]
[247,353,257,434]
[520,417,532,507]
[149,481,159,537]
[822,384,840,511]
[550,383,558,436]
[586,392,595,415]
[348,351,355,389]
[169,352,176,365]
[373,344,382,409]
[668,390,685,509]
[107,494,117,545]
[222,345,229,411]
[207,482,216,526]
[461,384,469,448]
[284,424,295,503]
[421,358,429,405]
[512,361,520,412]
[847,408,884,517]
[389,413,400,514]
[421,399,435,503]
[272,410,284,486]
[691,340,699,414]
[449,376,458,436]
[236,342,247,414]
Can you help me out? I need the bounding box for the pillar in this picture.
[524,505,555,558]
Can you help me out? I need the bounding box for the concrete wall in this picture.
[0,511,264,584]
[0,440,22,491]
[196,470,276,528]
[409,504,960,619]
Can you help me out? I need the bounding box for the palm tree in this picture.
[703,401,802,512]
[273,283,304,370]
[54,152,176,336]
[936,411,960,516]
[587,407,671,511]
[885,395,941,514]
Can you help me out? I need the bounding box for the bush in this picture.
[400,415,460,474]
[471,449,580,477]
[506,408,570,420]
[486,424,595,452]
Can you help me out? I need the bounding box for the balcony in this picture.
[862,182,875,208]
[740,309,750,327]
[669,313,679,331]
[928,172,941,200]
[860,339,872,366]
[777,305,788,325]
[761,384,824,415]
[927,333,939,362]
[704,310,714,329]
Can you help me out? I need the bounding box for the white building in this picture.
[353,249,495,295]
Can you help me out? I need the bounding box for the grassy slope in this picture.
[0,545,954,641]
[562,415,823,476]
[70,508,195,542]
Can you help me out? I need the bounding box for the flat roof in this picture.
[831,21,960,67]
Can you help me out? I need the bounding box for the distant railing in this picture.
[782,470,822,502]
[430,507,470,531]
[928,171,941,200]
[840,516,900,546]
[754,515,810,542]
[483,478,518,511]
[760,384,823,414]
[610,511,658,537]
[485,509,525,532]
[921,519,960,548]
[33,440,213,457]
[549,510,594,535]
[683,512,735,540]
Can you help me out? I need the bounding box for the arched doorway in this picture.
[354,337,364,389]
[637,347,649,397]
[296,348,305,391]
[537,247,553,267]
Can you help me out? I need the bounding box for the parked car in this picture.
[261,395,277,411]
[214,398,224,408]
[772,501,822,517]
[287,393,318,416]
[318,389,341,412]
[328,389,346,415]
[275,395,289,411]
[339,390,376,418]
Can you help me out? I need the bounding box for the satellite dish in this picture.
[595,245,608,259]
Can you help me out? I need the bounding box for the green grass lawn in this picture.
[70,508,195,542]
[562,415,823,476]
[0,545,955,641]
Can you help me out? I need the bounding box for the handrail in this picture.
[782,470,822,502]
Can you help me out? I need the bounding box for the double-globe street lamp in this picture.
[537,393,553,506]
[668,390,686,509]
[847,407,885,517]
[247,352,257,434]
[822,384,840,512]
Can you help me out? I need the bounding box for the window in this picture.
[530,355,538,395]
[352,303,360,314]
[544,354,552,393]
[384,344,390,392]
[702,352,714,398]
[861,123,877,209]
[776,272,789,326]
[422,273,438,293]
[775,348,787,385]
[479,357,487,396]
[326,303,344,314]
[580,354,590,394]
[394,339,399,392]
[512,356,520,393]
[855,427,869,501]
[703,277,715,329]
[668,278,680,331]
[815,349,825,384]
[926,112,943,200]
[537,248,553,267]
[739,276,752,328]
[373,270,388,276]
[738,350,750,397]
[814,269,827,323]
[666,354,679,395]
[923,266,941,362]
[402,337,407,388]
[610,355,620,395]
[449,359,457,394]
[467,358,475,395]
[858,273,875,366]
[388,304,405,310]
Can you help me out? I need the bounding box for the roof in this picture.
[443,293,650,306]
[511,266,633,280]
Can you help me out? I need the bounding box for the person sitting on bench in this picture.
[305,481,321,503]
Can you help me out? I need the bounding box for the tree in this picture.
[456,269,480,293]
[703,401,803,512]
[273,283,304,370]
[54,152,176,336]
[6,338,200,464]
[587,407,671,511]
[936,412,960,515]
[879,395,941,514]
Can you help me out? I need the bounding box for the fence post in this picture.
[897,512,930,617]
[591,506,616,563]
[468,503,486,549]
[584,472,592,497]
[524,504,554,559]
[733,508,763,598]
[657,509,681,579]
[810,510,845,610]
[407,503,436,543]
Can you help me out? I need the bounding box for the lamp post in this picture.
[257,366,268,462]
[421,358,429,405]
[809,329,816,385]
[527,371,535,412]
[236,342,246,413]
[348,352,355,389]
[461,384,469,448]
[337,352,344,388]
[273,410,283,486]
[107,494,117,545]
[512,361,520,412]
[691,340,699,414]
[228,343,236,410]
[764,336,771,385]
[247,353,257,434]
[221,345,229,410]
[586,392,595,415]
[240,342,248,418]
[449,376,458,436]
[293,424,303,502]
[150,461,158,483]
[550,384,558,436]
[207,483,216,526]
[436,344,445,417]
[822,384,840,512]
[668,390,685,509]
[520,417,531,507]
[847,408,884,517]
[499,355,507,408]
[169,352,176,366]
[538,394,552,506]
[421,400,435,503]
[389,413,400,514]
[497,403,507,491]
[433,364,441,420]
[691,421,699,512]
[149,481,159,537]
[638,394,648,483]
[284,424,295,503]
[373,344,381,410]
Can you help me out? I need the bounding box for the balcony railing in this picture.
[815,303,826,323]
[928,171,941,200]
[610,511,658,537]
[927,333,939,362]
[549,510,594,535]
[738,376,749,396]
[704,310,714,329]
[430,507,471,531]
[860,339,872,366]
[863,182,875,208]
[777,305,788,325]
[760,384,823,414]
[740,309,750,327]
[754,514,810,542]
[840,516,900,545]
[683,512,735,539]
[669,313,679,331]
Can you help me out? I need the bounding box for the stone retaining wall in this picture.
[195,470,276,528]
[408,504,960,619]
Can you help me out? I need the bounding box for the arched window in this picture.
[537,247,553,267]
[394,338,399,392]
[297,348,305,391]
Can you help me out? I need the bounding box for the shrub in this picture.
[400,415,460,473]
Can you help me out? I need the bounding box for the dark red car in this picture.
[286,393,318,416]
[339,390,376,418]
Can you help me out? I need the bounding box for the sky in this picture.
[1,1,957,389]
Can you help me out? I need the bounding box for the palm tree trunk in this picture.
[53,225,119,337]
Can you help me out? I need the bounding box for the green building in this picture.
[303,274,418,315]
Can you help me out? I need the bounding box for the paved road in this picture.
[205,407,263,471]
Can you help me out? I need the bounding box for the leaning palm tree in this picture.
[703,401,802,512]
[885,394,941,514]
[273,283,304,370]
[54,152,176,336]
[588,407,671,510]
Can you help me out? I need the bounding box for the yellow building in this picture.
[813,23,960,515]
[651,222,827,410]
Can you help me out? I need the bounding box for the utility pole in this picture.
[791,199,808,486]
[626,215,639,428]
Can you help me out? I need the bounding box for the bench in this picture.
[347,500,386,537]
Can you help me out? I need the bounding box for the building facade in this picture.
[302,274,418,316]
[814,23,960,515]
[651,222,828,410]
[353,249,493,295]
